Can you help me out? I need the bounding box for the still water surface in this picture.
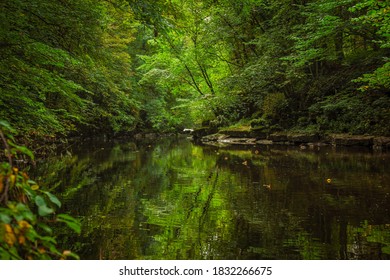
[34,137,390,259]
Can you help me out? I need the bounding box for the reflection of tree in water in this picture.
[33,138,390,259]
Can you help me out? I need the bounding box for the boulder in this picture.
[329,134,374,146]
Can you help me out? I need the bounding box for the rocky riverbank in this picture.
[192,127,390,150]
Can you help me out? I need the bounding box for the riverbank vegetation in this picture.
[1,0,389,142]
[1,0,389,260]
[0,121,80,259]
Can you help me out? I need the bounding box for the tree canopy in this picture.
[1,0,389,138]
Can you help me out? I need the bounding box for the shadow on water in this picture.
[32,137,390,259]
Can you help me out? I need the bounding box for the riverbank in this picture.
[192,127,390,150]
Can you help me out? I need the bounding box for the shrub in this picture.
[0,120,80,259]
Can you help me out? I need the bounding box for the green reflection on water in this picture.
[33,137,390,259]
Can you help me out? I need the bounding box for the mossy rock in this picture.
[219,129,252,138]
[192,127,218,139]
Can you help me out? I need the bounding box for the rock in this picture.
[198,129,384,149]
[134,133,143,140]
[268,132,288,142]
[144,133,159,139]
[218,129,252,138]
[219,138,257,145]
[249,127,268,139]
[192,127,218,139]
[329,134,374,146]
[373,137,390,149]
[308,142,329,148]
[256,139,273,145]
[287,133,319,143]
[201,133,229,142]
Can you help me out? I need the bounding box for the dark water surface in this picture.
[34,137,390,259]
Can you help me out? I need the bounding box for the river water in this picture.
[33,136,390,259]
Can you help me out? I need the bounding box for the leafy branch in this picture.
[0,120,80,260]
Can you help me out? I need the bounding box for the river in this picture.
[33,136,390,259]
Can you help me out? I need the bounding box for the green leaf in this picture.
[35,195,46,207]
[39,235,57,244]
[35,195,54,216]
[27,180,38,185]
[43,192,62,208]
[0,213,11,224]
[57,214,81,234]
[0,120,16,134]
[38,205,54,217]
[382,246,390,255]
[14,203,35,222]
[63,251,80,260]
[37,222,53,234]
[8,141,35,160]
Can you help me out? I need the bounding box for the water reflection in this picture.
[33,137,390,259]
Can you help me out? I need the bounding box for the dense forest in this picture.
[1,0,390,260]
[1,0,389,141]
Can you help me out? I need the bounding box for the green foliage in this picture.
[308,92,390,135]
[0,0,140,137]
[350,0,390,90]
[1,0,389,137]
[0,121,80,259]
